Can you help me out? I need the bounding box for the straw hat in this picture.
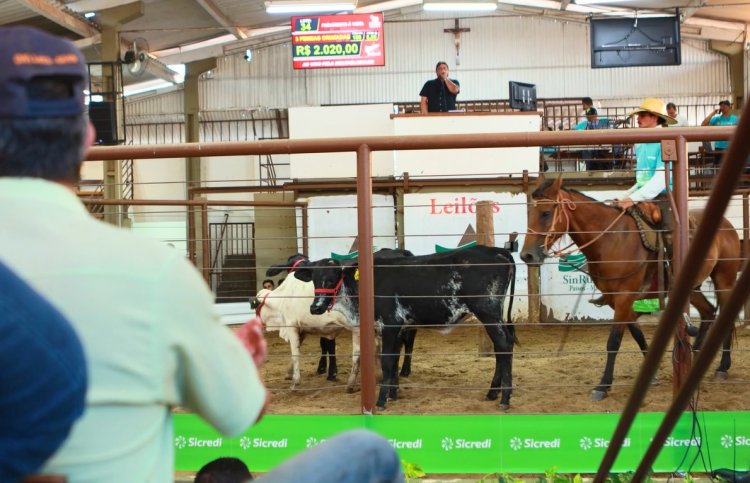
[627,97,677,125]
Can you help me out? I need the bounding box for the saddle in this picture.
[626,202,664,253]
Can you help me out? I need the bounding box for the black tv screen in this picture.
[508,81,537,112]
[590,15,681,68]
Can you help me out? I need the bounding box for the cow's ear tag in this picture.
[354,269,359,281]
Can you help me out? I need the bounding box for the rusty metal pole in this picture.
[302,206,309,257]
[476,200,496,356]
[200,201,210,284]
[744,194,749,326]
[356,144,376,414]
[671,136,691,397]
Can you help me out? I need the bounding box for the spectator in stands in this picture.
[576,108,613,171]
[666,102,689,127]
[195,457,253,482]
[0,262,87,482]
[701,100,739,161]
[419,61,460,114]
[0,25,268,482]
[0,26,403,483]
[262,278,275,290]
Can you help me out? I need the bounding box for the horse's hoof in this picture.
[591,390,608,401]
[715,371,729,381]
[499,403,510,411]
[686,323,699,337]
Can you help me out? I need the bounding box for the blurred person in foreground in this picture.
[0,25,268,482]
[0,25,402,483]
[0,262,87,482]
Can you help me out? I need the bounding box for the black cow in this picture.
[266,249,417,382]
[294,245,516,410]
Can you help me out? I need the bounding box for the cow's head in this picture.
[294,258,354,315]
[521,174,565,266]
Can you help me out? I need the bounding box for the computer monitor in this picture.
[508,81,537,112]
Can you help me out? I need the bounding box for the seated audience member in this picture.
[701,100,739,163]
[0,26,268,482]
[0,262,87,482]
[578,108,613,171]
[262,278,275,290]
[195,457,253,483]
[255,429,404,483]
[666,102,689,127]
[0,26,402,483]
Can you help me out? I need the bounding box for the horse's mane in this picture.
[531,180,622,214]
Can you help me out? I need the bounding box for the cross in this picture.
[444,19,470,65]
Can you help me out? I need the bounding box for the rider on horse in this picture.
[591,98,677,311]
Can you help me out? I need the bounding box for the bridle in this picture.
[528,190,627,257]
[313,275,345,312]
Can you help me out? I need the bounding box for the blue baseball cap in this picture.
[0,26,88,118]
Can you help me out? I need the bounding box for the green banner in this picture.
[174,412,750,474]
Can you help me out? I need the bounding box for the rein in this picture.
[313,276,344,312]
[254,291,270,319]
[288,258,304,272]
[528,191,627,257]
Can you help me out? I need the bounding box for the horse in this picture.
[520,175,741,400]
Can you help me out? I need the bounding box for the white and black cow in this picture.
[294,245,516,410]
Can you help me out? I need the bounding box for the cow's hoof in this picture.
[486,390,499,401]
[326,375,338,382]
[399,369,411,378]
[376,405,387,411]
[498,403,510,411]
[346,385,357,394]
[715,371,729,381]
[316,367,327,375]
[591,389,608,401]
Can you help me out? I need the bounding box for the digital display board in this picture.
[292,13,385,69]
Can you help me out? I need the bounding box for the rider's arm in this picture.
[629,169,666,202]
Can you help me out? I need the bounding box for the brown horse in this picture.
[520,176,741,400]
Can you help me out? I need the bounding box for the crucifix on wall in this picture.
[444,19,470,65]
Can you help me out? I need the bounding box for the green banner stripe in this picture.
[174,412,750,474]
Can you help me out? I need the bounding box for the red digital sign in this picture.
[291,13,385,69]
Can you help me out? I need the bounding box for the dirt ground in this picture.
[258,321,750,415]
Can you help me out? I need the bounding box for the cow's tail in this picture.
[505,257,517,346]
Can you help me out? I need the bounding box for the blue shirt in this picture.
[0,262,87,482]
[709,114,739,150]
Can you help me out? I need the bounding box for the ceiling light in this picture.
[265,0,356,13]
[423,2,496,11]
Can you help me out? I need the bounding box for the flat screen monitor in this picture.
[291,13,385,69]
[590,15,681,68]
[508,81,537,112]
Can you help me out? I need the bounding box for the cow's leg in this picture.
[399,329,416,378]
[288,330,302,389]
[376,324,401,411]
[324,337,338,381]
[317,337,328,375]
[347,327,361,393]
[481,317,513,409]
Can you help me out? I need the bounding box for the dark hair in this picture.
[435,61,448,70]
[666,102,677,110]
[194,457,253,483]
[719,100,731,106]
[262,278,274,288]
[582,97,593,106]
[0,77,87,183]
